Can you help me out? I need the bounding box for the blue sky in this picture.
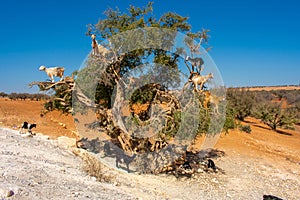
[0,0,299,93]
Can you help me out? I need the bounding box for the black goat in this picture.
[207,159,216,171]
[182,161,192,170]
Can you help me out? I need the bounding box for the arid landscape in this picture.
[0,91,299,199]
[1,0,300,199]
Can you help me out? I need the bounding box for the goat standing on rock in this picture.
[39,65,65,82]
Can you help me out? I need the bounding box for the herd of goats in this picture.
[17,33,220,138]
[39,34,215,91]
[38,34,222,114]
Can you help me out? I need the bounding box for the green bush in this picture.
[239,124,252,134]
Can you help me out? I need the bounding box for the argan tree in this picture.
[76,2,213,140]
[33,2,225,174]
[226,88,255,121]
[255,103,298,131]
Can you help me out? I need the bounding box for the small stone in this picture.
[211,178,219,183]
[73,192,80,197]
[197,168,204,173]
[113,182,119,186]
[207,168,214,173]
[226,193,232,198]
[7,190,14,197]
[91,176,97,181]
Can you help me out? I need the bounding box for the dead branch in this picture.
[29,76,75,90]
[184,60,192,75]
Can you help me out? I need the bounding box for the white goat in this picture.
[91,34,109,58]
[39,65,65,82]
[191,73,213,92]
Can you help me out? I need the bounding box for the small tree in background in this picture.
[226,88,255,121]
[255,103,298,131]
[295,102,300,120]
[0,92,8,98]
[223,106,237,133]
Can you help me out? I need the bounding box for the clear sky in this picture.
[0,0,299,93]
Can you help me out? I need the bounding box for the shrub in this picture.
[222,106,237,134]
[226,88,255,121]
[239,124,252,134]
[255,103,298,131]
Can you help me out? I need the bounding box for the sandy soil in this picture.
[1,98,300,199]
[0,98,77,139]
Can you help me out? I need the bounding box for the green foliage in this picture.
[84,2,212,138]
[295,102,300,119]
[35,2,223,151]
[223,106,237,133]
[239,124,252,134]
[196,107,211,135]
[95,83,113,108]
[224,88,299,133]
[226,88,255,121]
[254,103,298,131]
[44,84,72,113]
[87,2,208,96]
[92,2,191,39]
[130,83,164,105]
[163,110,181,139]
[0,92,8,98]
[90,1,188,77]
[175,102,201,142]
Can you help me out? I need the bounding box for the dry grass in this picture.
[71,148,115,183]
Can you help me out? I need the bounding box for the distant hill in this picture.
[229,85,300,91]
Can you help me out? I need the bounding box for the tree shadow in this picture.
[253,124,271,130]
[78,137,102,153]
[243,119,258,124]
[102,140,137,173]
[276,129,293,136]
[252,124,293,136]
[78,138,137,173]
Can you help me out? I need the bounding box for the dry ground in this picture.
[0,98,300,199]
[0,98,76,139]
[234,85,300,91]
